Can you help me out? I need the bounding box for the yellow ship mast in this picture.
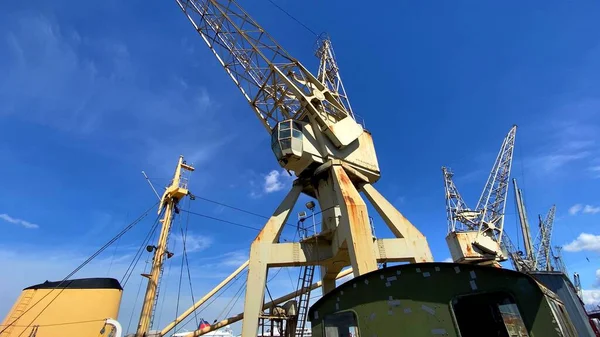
[135,155,195,337]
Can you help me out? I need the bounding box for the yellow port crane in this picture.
[145,1,435,336]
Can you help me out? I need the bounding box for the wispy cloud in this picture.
[568,203,600,215]
[584,205,600,214]
[563,233,600,252]
[173,232,213,254]
[528,100,600,176]
[530,138,592,173]
[0,14,231,172]
[442,257,453,262]
[0,213,39,229]
[569,204,583,215]
[590,165,600,178]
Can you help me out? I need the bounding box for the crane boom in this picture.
[175,0,357,146]
[475,125,517,245]
[534,205,556,271]
[315,35,355,120]
[512,178,533,259]
[442,167,477,232]
[443,125,517,265]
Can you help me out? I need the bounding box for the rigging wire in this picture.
[265,0,318,37]
[0,201,160,336]
[124,211,165,333]
[121,213,162,287]
[174,221,188,331]
[183,201,200,328]
[173,270,248,334]
[193,196,271,220]
[107,225,123,276]
[155,214,180,330]
[174,197,200,332]
[181,200,334,233]
[181,209,262,231]
[217,277,247,322]
[223,282,245,319]
[126,259,150,334]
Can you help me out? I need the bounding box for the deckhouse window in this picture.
[547,298,577,337]
[323,311,360,337]
[452,291,529,337]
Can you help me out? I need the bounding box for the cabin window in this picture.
[547,298,577,337]
[452,291,529,337]
[270,120,303,160]
[323,311,360,337]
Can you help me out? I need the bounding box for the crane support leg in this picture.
[361,183,433,263]
[319,265,341,294]
[240,184,302,337]
[330,165,379,276]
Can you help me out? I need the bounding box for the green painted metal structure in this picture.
[309,262,577,337]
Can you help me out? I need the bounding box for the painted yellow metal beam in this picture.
[179,268,354,337]
[160,260,250,336]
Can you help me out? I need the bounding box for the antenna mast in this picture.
[135,155,195,337]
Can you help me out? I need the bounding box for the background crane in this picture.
[511,179,566,273]
[443,125,517,266]
[533,205,556,271]
[167,1,434,337]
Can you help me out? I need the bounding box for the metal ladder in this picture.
[2,290,35,336]
[149,257,167,330]
[295,265,315,337]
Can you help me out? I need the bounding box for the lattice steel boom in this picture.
[533,205,556,271]
[475,125,517,246]
[315,34,355,120]
[176,0,355,137]
[442,167,477,233]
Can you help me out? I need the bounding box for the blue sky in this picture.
[1,0,600,333]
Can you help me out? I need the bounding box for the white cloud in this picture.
[584,205,600,214]
[569,204,583,215]
[582,289,600,310]
[173,232,213,254]
[0,213,39,229]
[263,170,293,194]
[264,170,284,193]
[569,204,600,215]
[563,233,600,252]
[443,257,453,262]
